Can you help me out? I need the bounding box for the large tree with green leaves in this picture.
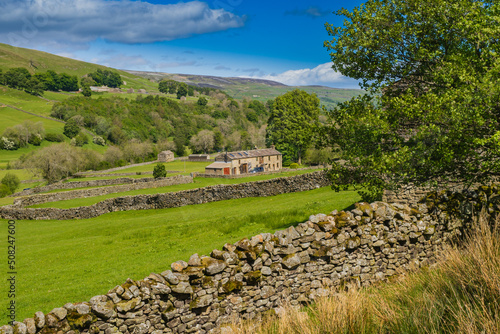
[266,89,320,164]
[324,0,500,201]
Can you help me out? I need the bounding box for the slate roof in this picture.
[215,148,281,161]
[205,162,231,169]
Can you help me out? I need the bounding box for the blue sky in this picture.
[0,0,365,88]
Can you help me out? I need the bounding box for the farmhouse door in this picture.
[224,168,230,175]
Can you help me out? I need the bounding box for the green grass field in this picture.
[0,186,359,323]
[0,105,64,135]
[30,170,317,209]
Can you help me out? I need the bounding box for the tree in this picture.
[213,130,224,152]
[63,119,80,138]
[26,143,81,183]
[59,73,79,91]
[197,97,208,106]
[324,0,500,201]
[266,89,320,164]
[82,84,92,97]
[4,68,31,90]
[153,163,167,179]
[1,173,20,195]
[177,83,188,99]
[190,129,214,153]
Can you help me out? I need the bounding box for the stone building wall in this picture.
[13,176,194,207]
[0,172,331,220]
[2,184,497,334]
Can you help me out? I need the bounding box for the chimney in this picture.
[270,145,275,149]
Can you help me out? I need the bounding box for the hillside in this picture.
[126,70,364,109]
[0,43,158,92]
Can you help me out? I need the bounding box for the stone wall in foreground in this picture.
[2,184,496,334]
[13,175,193,207]
[0,172,330,220]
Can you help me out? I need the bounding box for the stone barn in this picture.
[205,147,282,175]
[189,154,211,162]
[158,150,174,163]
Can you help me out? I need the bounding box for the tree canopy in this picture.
[266,89,320,164]
[324,0,500,201]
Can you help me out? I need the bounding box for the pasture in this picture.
[0,186,360,323]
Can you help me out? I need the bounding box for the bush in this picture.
[29,133,43,146]
[1,173,20,195]
[97,161,111,170]
[153,163,167,179]
[115,159,127,167]
[74,132,89,147]
[45,133,65,142]
[0,184,10,198]
[0,137,17,150]
[93,135,106,146]
[289,163,300,169]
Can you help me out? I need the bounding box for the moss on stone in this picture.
[312,246,330,258]
[244,270,262,285]
[66,311,96,331]
[202,276,215,288]
[222,280,243,293]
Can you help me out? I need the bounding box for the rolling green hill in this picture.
[126,70,364,110]
[0,43,158,92]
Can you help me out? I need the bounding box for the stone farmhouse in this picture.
[158,150,174,162]
[205,147,282,175]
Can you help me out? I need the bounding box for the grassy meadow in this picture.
[0,43,158,92]
[30,169,317,209]
[0,186,360,324]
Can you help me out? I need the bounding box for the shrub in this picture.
[29,133,43,146]
[74,132,89,147]
[153,163,167,179]
[115,159,127,167]
[93,135,106,146]
[0,184,10,198]
[1,173,20,195]
[45,133,65,142]
[97,161,111,170]
[0,137,17,150]
[289,163,300,169]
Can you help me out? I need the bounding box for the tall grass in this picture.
[228,211,500,334]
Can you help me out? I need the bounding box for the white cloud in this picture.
[244,63,360,88]
[0,0,245,47]
[98,54,153,69]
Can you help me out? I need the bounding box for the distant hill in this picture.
[125,70,364,109]
[0,43,157,91]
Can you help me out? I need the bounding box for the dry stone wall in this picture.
[382,180,498,206]
[13,176,194,207]
[0,172,331,220]
[15,177,166,197]
[2,184,497,334]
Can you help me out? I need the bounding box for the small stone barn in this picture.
[189,154,211,162]
[205,147,282,175]
[158,150,174,162]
